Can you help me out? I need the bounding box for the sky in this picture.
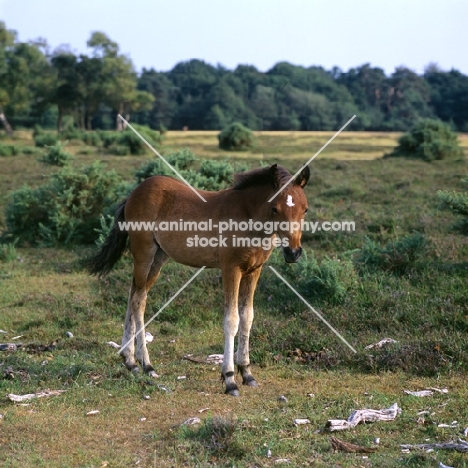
[1,0,467,75]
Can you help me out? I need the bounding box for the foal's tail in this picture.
[88,200,128,277]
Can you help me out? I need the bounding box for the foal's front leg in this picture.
[222,267,242,396]
[236,266,262,387]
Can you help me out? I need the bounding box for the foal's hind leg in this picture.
[121,290,138,372]
[121,239,167,377]
[121,244,154,373]
[135,247,169,376]
[236,267,262,387]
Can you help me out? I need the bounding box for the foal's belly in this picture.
[156,231,221,269]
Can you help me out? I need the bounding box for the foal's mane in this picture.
[232,165,291,190]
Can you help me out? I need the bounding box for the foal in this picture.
[89,164,310,396]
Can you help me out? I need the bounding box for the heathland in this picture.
[0,130,467,467]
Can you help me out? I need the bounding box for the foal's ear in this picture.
[295,165,310,188]
[269,164,280,189]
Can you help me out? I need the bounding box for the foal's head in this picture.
[267,164,310,262]
[233,164,310,263]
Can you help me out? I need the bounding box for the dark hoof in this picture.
[225,383,240,397]
[243,377,258,387]
[143,365,159,378]
[143,365,154,374]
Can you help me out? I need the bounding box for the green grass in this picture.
[1,129,468,467]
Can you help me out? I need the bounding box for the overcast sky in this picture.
[1,0,466,75]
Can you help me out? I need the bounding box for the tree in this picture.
[233,64,263,101]
[87,32,153,130]
[87,31,118,58]
[279,86,335,130]
[384,67,434,130]
[50,51,82,131]
[0,22,24,134]
[337,64,389,129]
[425,68,468,131]
[168,59,219,99]
[136,68,177,129]
[249,85,278,129]
[76,55,103,129]
[14,40,55,127]
[203,78,258,129]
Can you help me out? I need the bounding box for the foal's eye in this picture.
[272,206,278,214]
[305,207,308,214]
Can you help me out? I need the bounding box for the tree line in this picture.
[1,21,468,134]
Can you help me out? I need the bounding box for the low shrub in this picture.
[101,125,161,155]
[0,144,18,156]
[117,131,147,155]
[129,123,162,147]
[135,148,197,182]
[354,233,427,274]
[386,119,463,161]
[34,132,58,147]
[438,175,468,232]
[61,129,103,147]
[218,122,255,151]
[38,142,73,167]
[135,149,244,191]
[190,160,234,190]
[271,250,358,304]
[5,161,122,245]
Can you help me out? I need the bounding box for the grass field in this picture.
[1,130,468,467]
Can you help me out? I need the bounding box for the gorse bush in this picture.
[102,124,162,155]
[134,148,197,182]
[61,128,102,146]
[39,141,73,167]
[387,119,463,161]
[34,131,58,147]
[6,162,122,245]
[94,214,115,249]
[354,233,427,274]
[0,144,18,156]
[218,122,255,151]
[135,148,245,190]
[4,148,248,246]
[271,249,358,304]
[191,160,235,190]
[438,176,468,232]
[128,123,162,147]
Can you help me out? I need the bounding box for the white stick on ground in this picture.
[404,388,449,397]
[400,439,468,453]
[7,389,66,402]
[326,403,401,431]
[364,338,397,349]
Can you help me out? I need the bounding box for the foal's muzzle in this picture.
[282,246,303,263]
